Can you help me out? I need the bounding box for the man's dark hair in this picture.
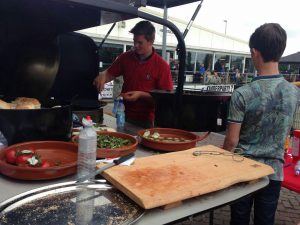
[130,20,155,42]
[249,23,287,62]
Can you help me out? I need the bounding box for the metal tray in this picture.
[0,181,144,225]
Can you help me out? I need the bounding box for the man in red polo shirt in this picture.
[94,20,173,128]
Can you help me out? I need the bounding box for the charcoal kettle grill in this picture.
[0,0,227,146]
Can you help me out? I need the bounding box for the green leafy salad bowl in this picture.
[72,131,137,159]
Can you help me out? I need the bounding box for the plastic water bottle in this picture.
[295,161,300,176]
[116,97,125,132]
[112,97,120,116]
[77,116,97,179]
[76,116,96,224]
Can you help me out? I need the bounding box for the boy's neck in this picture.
[257,62,279,76]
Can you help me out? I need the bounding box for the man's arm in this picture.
[93,70,115,92]
[223,122,242,152]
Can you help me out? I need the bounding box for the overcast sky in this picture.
[150,0,299,56]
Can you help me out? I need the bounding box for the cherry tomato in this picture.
[40,160,51,168]
[16,154,34,166]
[5,149,17,164]
[14,149,36,166]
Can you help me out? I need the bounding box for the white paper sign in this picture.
[101,81,114,99]
[194,84,235,93]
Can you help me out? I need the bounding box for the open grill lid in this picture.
[0,0,141,101]
[0,32,100,102]
[0,0,139,46]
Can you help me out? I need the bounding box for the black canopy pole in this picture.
[161,0,168,61]
[98,22,116,49]
[182,0,204,39]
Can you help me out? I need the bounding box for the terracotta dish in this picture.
[0,141,77,180]
[138,128,209,152]
[72,131,137,158]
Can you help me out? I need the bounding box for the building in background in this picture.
[78,7,253,76]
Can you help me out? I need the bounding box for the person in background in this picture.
[203,69,211,84]
[170,58,179,82]
[219,64,226,83]
[220,64,225,74]
[214,59,222,72]
[206,70,221,84]
[223,23,300,225]
[199,63,206,75]
[229,66,236,83]
[93,20,173,128]
[235,68,241,84]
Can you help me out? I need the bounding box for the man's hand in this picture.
[122,91,154,103]
[122,91,142,102]
[93,73,106,92]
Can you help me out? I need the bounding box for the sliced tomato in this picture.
[40,160,51,168]
[16,154,33,166]
[5,149,17,164]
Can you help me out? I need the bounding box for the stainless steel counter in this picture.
[0,114,269,225]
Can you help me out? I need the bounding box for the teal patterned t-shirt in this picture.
[227,75,300,181]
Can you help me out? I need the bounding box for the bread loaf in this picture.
[13,97,41,109]
[15,102,35,109]
[0,99,11,109]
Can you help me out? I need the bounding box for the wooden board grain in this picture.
[101,145,274,209]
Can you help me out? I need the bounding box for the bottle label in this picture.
[77,151,96,177]
[78,133,97,178]
[78,137,97,153]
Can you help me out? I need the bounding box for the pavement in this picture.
[169,187,300,225]
[103,102,300,225]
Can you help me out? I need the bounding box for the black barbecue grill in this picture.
[0,0,141,144]
[0,0,229,145]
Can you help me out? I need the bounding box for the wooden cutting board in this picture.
[101,145,274,209]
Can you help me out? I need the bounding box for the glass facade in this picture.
[186,51,197,73]
[196,52,213,73]
[126,45,133,51]
[245,57,255,73]
[215,54,230,72]
[96,41,256,84]
[98,43,123,71]
[231,55,244,71]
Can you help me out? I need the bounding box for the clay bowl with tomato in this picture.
[72,131,138,159]
[0,141,78,180]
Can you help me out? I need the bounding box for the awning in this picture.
[280,52,300,64]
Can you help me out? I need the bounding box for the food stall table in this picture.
[282,148,300,193]
[0,114,270,224]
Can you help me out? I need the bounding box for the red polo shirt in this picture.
[107,49,173,122]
